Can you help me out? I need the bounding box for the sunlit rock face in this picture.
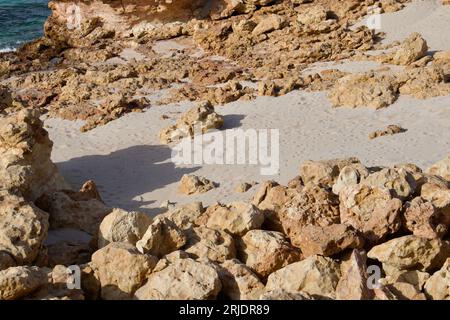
[46,0,251,38]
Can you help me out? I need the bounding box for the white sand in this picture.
[46,0,450,216]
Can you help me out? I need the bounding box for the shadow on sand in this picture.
[57,144,200,215]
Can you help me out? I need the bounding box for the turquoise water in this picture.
[0,0,50,52]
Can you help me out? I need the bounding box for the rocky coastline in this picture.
[1,0,450,300]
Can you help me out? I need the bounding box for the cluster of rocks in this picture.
[330,33,450,109]
[1,109,450,300]
[1,0,448,132]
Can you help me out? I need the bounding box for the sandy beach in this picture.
[45,0,450,215]
[2,0,450,302]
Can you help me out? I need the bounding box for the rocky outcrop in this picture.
[159,101,224,144]
[35,181,111,235]
[388,33,428,66]
[328,72,399,109]
[0,110,68,200]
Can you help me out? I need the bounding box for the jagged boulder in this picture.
[98,208,152,248]
[368,235,450,275]
[136,217,186,257]
[0,109,68,200]
[91,242,158,300]
[237,230,300,278]
[0,191,49,265]
[197,202,264,236]
[265,255,341,299]
[134,257,221,300]
[35,180,111,235]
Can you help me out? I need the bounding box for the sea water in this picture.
[0,0,50,52]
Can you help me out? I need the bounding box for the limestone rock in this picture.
[332,164,369,195]
[369,125,407,140]
[339,184,403,244]
[0,192,49,265]
[424,258,450,300]
[0,266,48,300]
[361,168,417,200]
[299,157,361,188]
[265,255,341,299]
[420,183,450,226]
[152,250,190,273]
[297,224,364,257]
[368,235,450,274]
[237,230,301,278]
[184,226,236,263]
[159,101,224,144]
[328,72,399,109]
[251,181,293,232]
[397,65,450,100]
[0,109,68,200]
[197,202,264,236]
[386,282,427,300]
[297,6,327,26]
[178,174,216,195]
[252,14,285,36]
[235,182,256,193]
[385,270,430,291]
[159,202,205,230]
[216,259,264,300]
[336,250,374,300]
[427,155,450,182]
[35,181,111,235]
[98,208,152,248]
[391,33,428,66]
[279,185,340,244]
[91,242,158,300]
[136,217,186,257]
[403,197,447,239]
[296,6,337,34]
[134,258,221,300]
